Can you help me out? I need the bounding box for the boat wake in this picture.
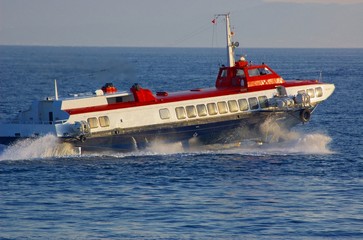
[226,132,333,155]
[0,130,333,161]
[232,117,335,155]
[139,127,333,156]
[145,116,334,155]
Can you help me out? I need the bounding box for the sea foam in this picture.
[0,130,333,161]
[0,134,78,161]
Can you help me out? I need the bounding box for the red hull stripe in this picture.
[64,80,319,115]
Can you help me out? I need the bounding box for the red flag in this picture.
[211,19,216,24]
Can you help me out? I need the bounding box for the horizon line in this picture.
[1,44,362,50]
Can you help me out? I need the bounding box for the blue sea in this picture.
[0,46,362,239]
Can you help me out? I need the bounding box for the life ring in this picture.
[79,135,86,142]
[300,108,311,122]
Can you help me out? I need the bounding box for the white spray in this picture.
[0,125,333,161]
[0,134,78,161]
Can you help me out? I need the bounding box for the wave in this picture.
[140,130,333,156]
[225,132,333,155]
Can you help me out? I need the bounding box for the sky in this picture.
[0,0,362,48]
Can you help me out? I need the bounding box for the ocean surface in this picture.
[0,46,362,239]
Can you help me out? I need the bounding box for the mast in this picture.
[225,13,235,67]
[216,13,237,67]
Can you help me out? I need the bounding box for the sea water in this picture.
[0,46,362,239]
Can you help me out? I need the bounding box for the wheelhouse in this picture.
[215,59,284,89]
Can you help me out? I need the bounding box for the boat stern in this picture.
[0,122,57,145]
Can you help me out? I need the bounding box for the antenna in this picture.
[54,79,59,100]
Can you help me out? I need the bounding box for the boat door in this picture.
[49,112,53,124]
[38,101,54,124]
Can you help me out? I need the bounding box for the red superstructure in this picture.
[64,57,318,116]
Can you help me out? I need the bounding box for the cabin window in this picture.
[217,101,228,114]
[207,103,218,115]
[248,69,260,77]
[159,108,170,120]
[228,100,239,112]
[220,69,228,77]
[236,69,245,78]
[315,87,323,97]
[175,107,186,120]
[238,99,249,111]
[248,97,259,110]
[248,67,272,77]
[106,95,134,104]
[276,86,287,96]
[186,105,197,118]
[87,117,98,129]
[258,96,268,109]
[196,104,207,117]
[259,67,272,75]
[107,96,123,104]
[99,116,110,127]
[307,88,315,98]
[297,90,306,95]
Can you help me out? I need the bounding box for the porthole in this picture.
[298,90,306,95]
[248,97,259,110]
[307,88,315,98]
[258,96,268,109]
[196,104,207,117]
[186,105,197,118]
[175,107,186,120]
[99,116,110,127]
[87,117,98,129]
[238,99,248,111]
[315,87,323,97]
[207,103,218,115]
[217,101,228,114]
[228,100,239,112]
[159,108,170,120]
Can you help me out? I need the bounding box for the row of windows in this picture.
[87,116,110,129]
[298,87,323,98]
[82,87,324,128]
[159,87,324,121]
[159,96,268,120]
